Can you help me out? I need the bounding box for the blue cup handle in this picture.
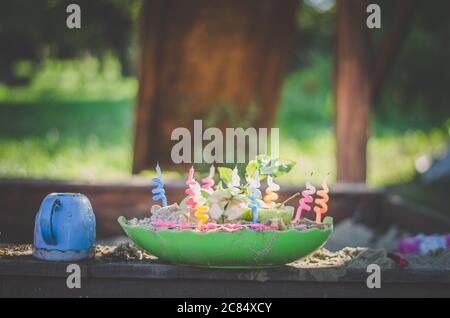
[40,197,61,245]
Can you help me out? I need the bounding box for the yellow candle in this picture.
[195,204,209,226]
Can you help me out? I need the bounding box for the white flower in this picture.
[230,167,241,194]
[207,189,246,220]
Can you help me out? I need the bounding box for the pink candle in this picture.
[185,166,198,209]
[201,165,215,191]
[293,177,316,223]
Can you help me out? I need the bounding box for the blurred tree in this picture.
[133,0,299,172]
[335,0,418,182]
[293,0,335,69]
[335,0,371,182]
[0,0,141,84]
[375,0,450,127]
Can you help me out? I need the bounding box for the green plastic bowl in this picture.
[118,216,333,268]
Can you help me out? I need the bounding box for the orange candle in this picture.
[314,176,329,224]
[263,176,280,206]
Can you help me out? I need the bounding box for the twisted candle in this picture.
[194,204,210,225]
[293,177,316,223]
[185,166,201,209]
[201,165,215,192]
[314,176,329,224]
[248,190,261,224]
[151,163,167,207]
[263,176,280,206]
[247,171,261,224]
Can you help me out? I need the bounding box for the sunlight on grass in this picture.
[277,128,448,186]
[367,128,448,185]
[0,54,448,186]
[278,133,335,185]
[1,127,445,186]
[0,115,447,185]
[0,137,132,180]
[0,56,137,102]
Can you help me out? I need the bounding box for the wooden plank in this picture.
[1,258,449,283]
[2,275,449,297]
[1,178,449,243]
[1,258,449,297]
[0,178,384,242]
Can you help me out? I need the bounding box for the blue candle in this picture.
[152,163,167,207]
[248,189,261,224]
[247,171,261,224]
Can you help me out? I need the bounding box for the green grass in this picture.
[276,127,448,186]
[0,56,136,103]
[0,57,136,180]
[0,100,133,180]
[0,55,448,189]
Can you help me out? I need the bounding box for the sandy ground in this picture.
[1,241,449,271]
[1,217,447,270]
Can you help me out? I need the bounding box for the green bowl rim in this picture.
[118,215,333,235]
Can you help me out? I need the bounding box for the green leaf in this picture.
[215,182,225,191]
[257,155,296,177]
[238,206,294,224]
[200,189,211,199]
[245,159,259,178]
[272,159,296,177]
[217,167,233,185]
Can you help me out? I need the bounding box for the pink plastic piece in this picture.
[248,224,277,230]
[153,221,282,231]
[154,220,177,227]
[204,223,219,230]
[223,223,241,229]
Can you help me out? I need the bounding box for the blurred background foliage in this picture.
[0,0,449,213]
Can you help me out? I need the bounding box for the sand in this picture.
[290,247,396,269]
[0,244,33,257]
[95,243,156,261]
[0,243,155,261]
[1,242,449,270]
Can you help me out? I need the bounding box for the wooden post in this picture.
[335,0,371,182]
[133,0,298,173]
